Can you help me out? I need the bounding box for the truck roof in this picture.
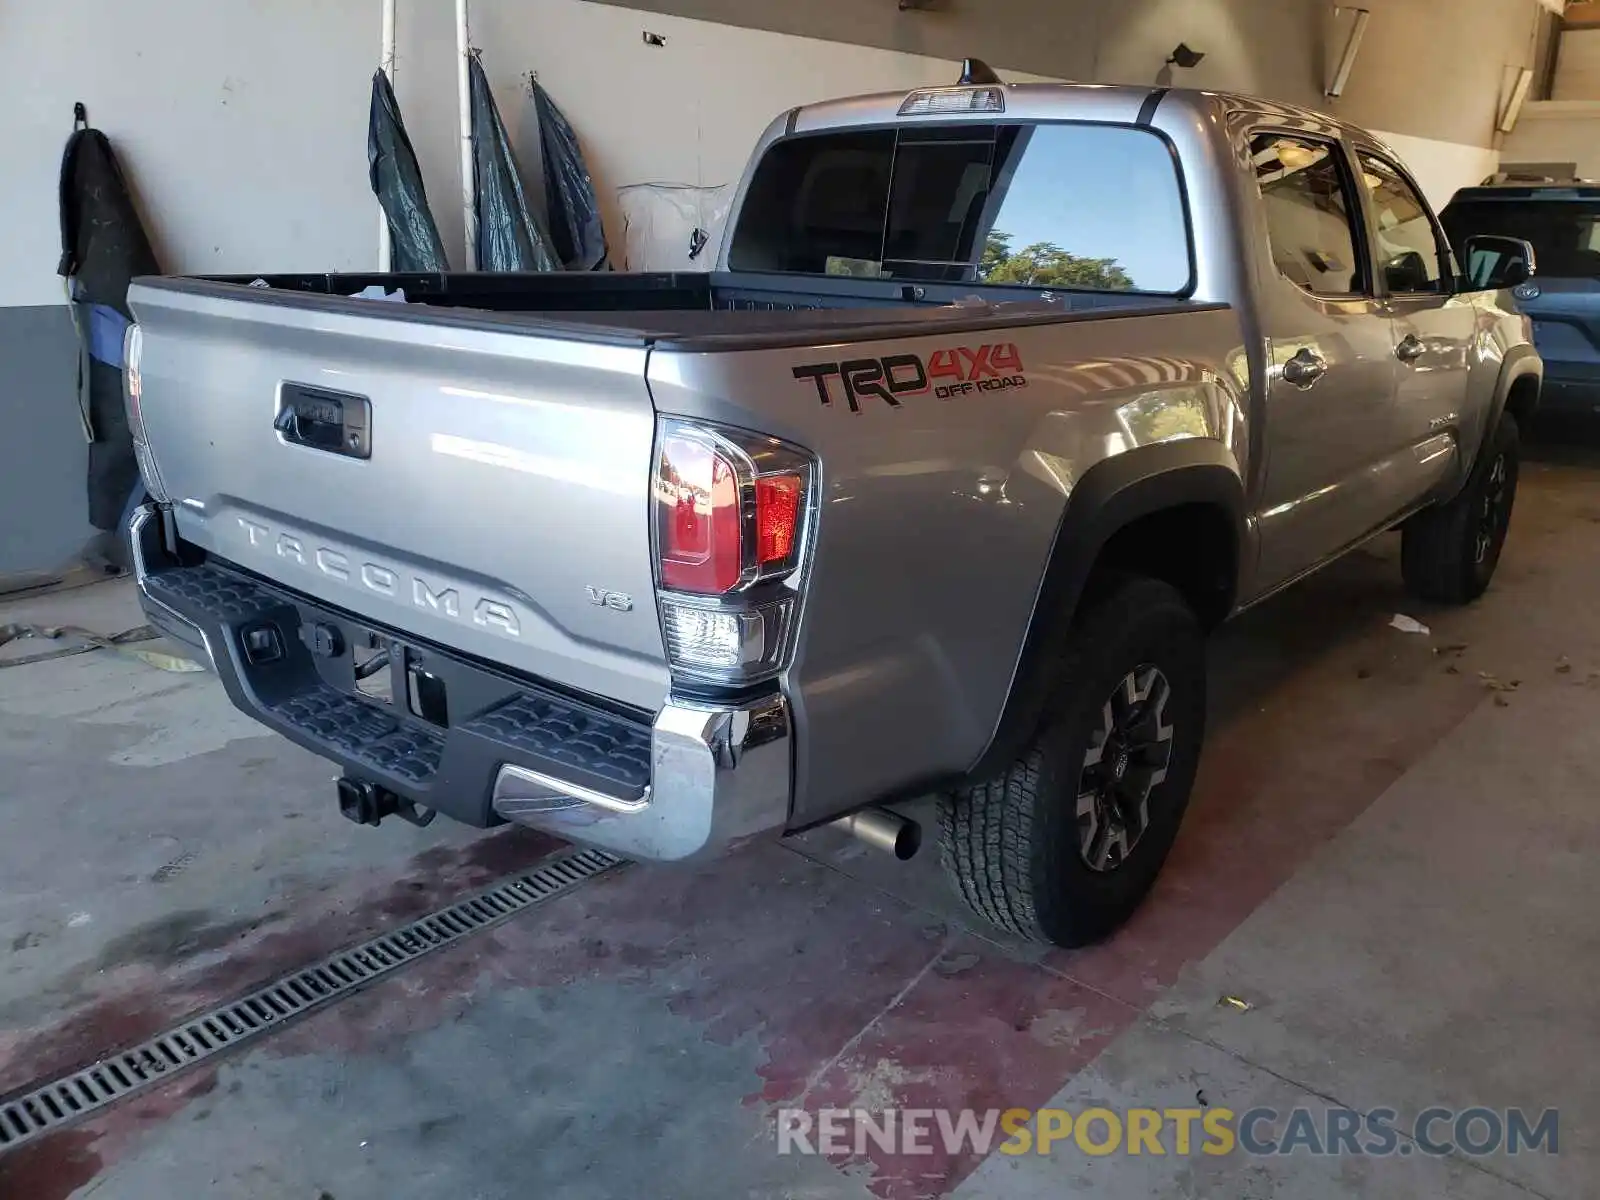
[787,77,1393,153]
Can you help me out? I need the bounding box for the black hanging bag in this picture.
[57,103,160,535]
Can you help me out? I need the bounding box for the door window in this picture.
[1252,134,1366,298]
[1358,154,1447,294]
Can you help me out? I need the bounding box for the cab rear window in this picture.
[727,122,1192,295]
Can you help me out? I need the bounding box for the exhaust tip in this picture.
[832,808,921,860]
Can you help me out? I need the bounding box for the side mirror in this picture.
[1463,235,1538,290]
[1383,249,1432,292]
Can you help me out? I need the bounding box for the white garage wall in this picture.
[0,0,382,308]
[1553,27,1600,100]
[0,0,1052,304]
[0,0,1531,302]
[1367,130,1500,208]
[1502,101,1600,178]
[392,0,1054,271]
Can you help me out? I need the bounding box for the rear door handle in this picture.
[1396,334,1426,363]
[1281,348,1327,388]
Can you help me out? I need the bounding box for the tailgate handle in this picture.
[272,406,313,440]
[275,384,371,460]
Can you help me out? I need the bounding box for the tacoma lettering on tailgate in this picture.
[236,517,522,637]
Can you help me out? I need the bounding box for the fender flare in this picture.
[1441,344,1542,502]
[966,440,1247,782]
[1489,343,1543,432]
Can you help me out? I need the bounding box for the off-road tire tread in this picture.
[1402,413,1520,605]
[939,576,1201,946]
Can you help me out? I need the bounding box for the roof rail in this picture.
[1479,171,1584,186]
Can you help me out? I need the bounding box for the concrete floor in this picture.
[3,437,1599,1199]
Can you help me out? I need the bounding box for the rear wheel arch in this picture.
[967,441,1245,783]
[1502,369,1541,427]
[1485,344,1542,438]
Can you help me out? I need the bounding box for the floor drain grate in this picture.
[0,845,621,1155]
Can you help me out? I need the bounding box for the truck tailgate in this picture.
[128,279,669,711]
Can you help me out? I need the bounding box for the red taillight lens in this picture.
[655,420,814,681]
[658,433,744,594]
[755,474,802,566]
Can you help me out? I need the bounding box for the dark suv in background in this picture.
[1443,184,1600,419]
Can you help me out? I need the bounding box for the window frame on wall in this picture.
[1247,128,1376,303]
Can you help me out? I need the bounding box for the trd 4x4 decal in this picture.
[793,343,1027,412]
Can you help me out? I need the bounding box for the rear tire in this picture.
[938,576,1206,948]
[1402,413,1520,605]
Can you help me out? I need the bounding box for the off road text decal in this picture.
[793,343,1027,412]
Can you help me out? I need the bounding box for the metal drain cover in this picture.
[0,846,621,1154]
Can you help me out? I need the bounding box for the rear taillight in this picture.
[755,475,802,565]
[653,420,815,685]
[658,432,744,594]
[123,322,170,502]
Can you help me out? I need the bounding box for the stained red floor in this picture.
[7,454,1596,1199]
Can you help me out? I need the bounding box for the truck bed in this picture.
[180,269,1203,352]
[126,264,1230,749]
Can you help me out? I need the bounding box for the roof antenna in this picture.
[958,58,1002,86]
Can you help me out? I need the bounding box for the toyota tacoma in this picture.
[124,68,1542,947]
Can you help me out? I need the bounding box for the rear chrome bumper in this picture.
[129,504,793,861]
[129,506,217,670]
[492,693,791,861]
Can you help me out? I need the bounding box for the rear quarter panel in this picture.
[648,305,1250,826]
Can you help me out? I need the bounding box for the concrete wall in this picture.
[1502,100,1600,178]
[1499,23,1600,182]
[0,0,381,574]
[390,1,1058,271]
[0,0,1549,573]
[1367,131,1501,208]
[1553,27,1600,99]
[1,0,383,306]
[593,0,1546,151]
[0,310,93,576]
[1334,0,1546,148]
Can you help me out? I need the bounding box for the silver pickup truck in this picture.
[126,68,1542,947]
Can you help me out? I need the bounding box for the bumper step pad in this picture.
[267,684,445,784]
[140,561,653,825]
[463,694,650,796]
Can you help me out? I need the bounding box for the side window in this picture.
[1251,134,1365,298]
[1358,154,1446,294]
[974,124,1191,293]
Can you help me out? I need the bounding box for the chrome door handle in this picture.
[1281,348,1327,388]
[1396,335,1426,363]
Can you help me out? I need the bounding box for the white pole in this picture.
[378,0,396,271]
[456,0,478,270]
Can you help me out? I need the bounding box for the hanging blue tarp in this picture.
[532,80,608,270]
[469,54,559,272]
[368,69,450,273]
